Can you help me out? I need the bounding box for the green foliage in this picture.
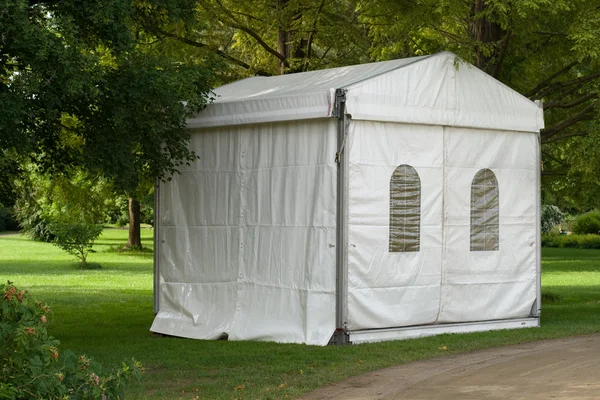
[147,0,372,78]
[572,210,600,234]
[48,222,103,266]
[14,215,55,243]
[0,282,143,399]
[541,205,565,234]
[542,233,600,249]
[1,0,216,198]
[13,166,118,241]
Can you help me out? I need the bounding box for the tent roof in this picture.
[188,52,544,132]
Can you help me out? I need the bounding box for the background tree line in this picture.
[1,0,599,245]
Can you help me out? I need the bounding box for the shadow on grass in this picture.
[542,247,600,259]
[0,260,152,275]
[543,261,600,274]
[0,235,38,242]
[93,245,154,259]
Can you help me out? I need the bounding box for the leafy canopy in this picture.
[0,0,217,196]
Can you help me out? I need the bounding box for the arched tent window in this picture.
[470,168,499,251]
[389,165,421,252]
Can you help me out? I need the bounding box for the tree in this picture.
[361,0,600,210]
[141,0,372,77]
[133,0,600,213]
[1,0,217,245]
[362,0,600,142]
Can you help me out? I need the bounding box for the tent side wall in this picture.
[151,119,338,345]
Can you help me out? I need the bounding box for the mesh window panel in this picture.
[470,168,499,251]
[389,165,421,252]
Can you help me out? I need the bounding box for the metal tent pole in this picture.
[153,182,160,315]
[332,89,350,345]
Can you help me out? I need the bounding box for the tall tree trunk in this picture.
[469,0,507,77]
[276,0,289,75]
[128,197,142,248]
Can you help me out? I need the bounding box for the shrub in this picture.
[541,205,564,234]
[48,222,103,266]
[13,210,55,242]
[572,210,600,234]
[13,166,117,242]
[0,282,143,399]
[542,233,600,249]
[0,208,19,232]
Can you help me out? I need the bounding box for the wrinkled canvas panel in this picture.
[346,121,444,330]
[151,119,338,345]
[439,127,537,323]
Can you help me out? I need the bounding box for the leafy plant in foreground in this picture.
[0,282,143,399]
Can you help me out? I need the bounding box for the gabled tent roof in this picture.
[188,52,544,132]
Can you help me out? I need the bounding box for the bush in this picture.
[0,282,143,399]
[541,205,564,234]
[572,210,600,234]
[13,166,117,242]
[12,206,55,242]
[542,233,600,249]
[0,208,19,232]
[48,222,103,266]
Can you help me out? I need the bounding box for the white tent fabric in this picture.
[188,52,543,133]
[152,51,542,345]
[151,119,338,345]
[345,121,538,330]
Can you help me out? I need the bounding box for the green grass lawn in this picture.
[1,231,599,400]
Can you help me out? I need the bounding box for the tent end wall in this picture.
[348,318,540,344]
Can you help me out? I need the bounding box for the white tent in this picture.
[150,51,544,346]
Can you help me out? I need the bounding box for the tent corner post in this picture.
[153,181,160,315]
[334,88,349,337]
[535,131,542,318]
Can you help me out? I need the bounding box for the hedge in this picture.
[542,233,600,249]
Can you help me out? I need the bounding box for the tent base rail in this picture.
[348,318,539,344]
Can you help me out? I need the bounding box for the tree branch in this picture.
[534,31,568,36]
[541,103,596,141]
[543,131,590,144]
[492,30,512,78]
[545,93,598,109]
[541,150,568,166]
[541,170,567,176]
[525,61,578,98]
[156,28,271,76]
[537,72,600,99]
[305,0,326,62]
[201,0,289,67]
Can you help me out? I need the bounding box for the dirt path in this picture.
[301,334,600,400]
